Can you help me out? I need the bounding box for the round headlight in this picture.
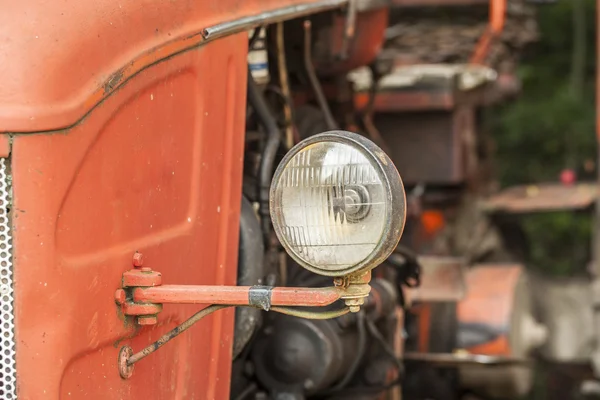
[269,131,406,277]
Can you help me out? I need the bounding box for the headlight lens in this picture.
[270,131,406,277]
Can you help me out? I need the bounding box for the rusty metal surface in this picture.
[391,0,487,6]
[0,159,15,400]
[457,264,523,356]
[123,271,372,311]
[122,269,163,288]
[132,285,343,306]
[355,90,455,112]
[406,256,466,302]
[483,183,598,213]
[314,8,390,76]
[0,135,10,158]
[11,34,246,399]
[0,0,349,132]
[403,352,530,366]
[375,111,467,185]
[356,0,392,10]
[351,63,497,112]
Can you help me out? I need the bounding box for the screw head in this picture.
[137,315,158,326]
[132,252,144,268]
[118,346,134,379]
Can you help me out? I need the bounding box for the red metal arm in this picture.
[470,0,506,65]
[115,253,372,325]
[132,285,343,307]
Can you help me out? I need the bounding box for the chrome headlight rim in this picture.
[269,130,406,277]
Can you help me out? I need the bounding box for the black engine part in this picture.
[251,313,360,397]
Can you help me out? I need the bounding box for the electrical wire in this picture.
[303,20,337,131]
[275,22,294,150]
[270,306,350,319]
[366,319,404,376]
[321,318,405,398]
[248,26,263,49]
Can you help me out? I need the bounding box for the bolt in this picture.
[334,277,347,287]
[132,252,144,268]
[345,298,364,313]
[137,315,158,325]
[114,289,126,305]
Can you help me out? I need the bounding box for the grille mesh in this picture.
[0,159,15,399]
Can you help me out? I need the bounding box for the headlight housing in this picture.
[270,131,406,277]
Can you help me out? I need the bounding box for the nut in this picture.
[132,252,144,268]
[333,277,348,288]
[137,315,158,326]
[114,289,126,305]
[344,298,364,313]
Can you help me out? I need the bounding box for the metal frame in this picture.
[269,130,407,277]
[201,0,348,40]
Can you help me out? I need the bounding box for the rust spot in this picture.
[104,69,124,94]
[87,311,100,348]
[118,346,135,379]
[375,150,388,165]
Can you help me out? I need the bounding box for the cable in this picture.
[275,22,294,150]
[270,306,350,319]
[127,304,231,366]
[322,319,404,398]
[247,67,281,241]
[387,244,422,291]
[125,304,349,367]
[366,319,404,376]
[248,26,262,50]
[303,20,337,131]
[326,311,367,392]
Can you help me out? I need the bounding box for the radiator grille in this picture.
[0,158,15,399]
